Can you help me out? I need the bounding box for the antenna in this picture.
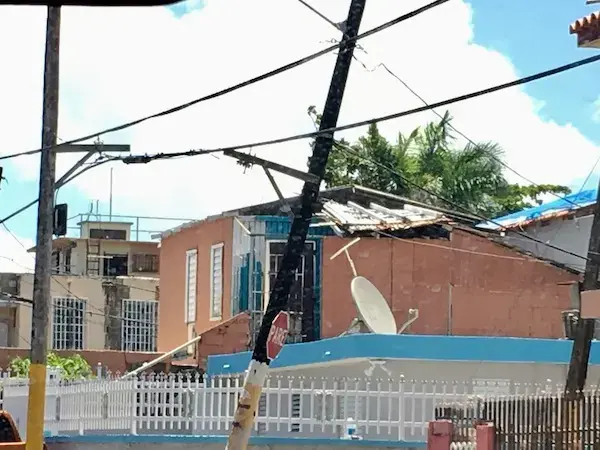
[109,167,113,221]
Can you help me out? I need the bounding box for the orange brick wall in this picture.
[158,217,234,352]
[321,229,579,339]
[195,313,250,367]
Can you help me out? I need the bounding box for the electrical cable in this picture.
[0,290,156,326]
[0,157,115,225]
[332,140,590,262]
[295,0,588,210]
[1,223,158,324]
[0,0,450,162]
[116,53,600,166]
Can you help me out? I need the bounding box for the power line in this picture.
[0,290,156,326]
[295,0,586,209]
[0,156,113,226]
[332,141,589,262]
[117,53,600,166]
[0,0,449,163]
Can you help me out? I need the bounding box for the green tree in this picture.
[10,353,93,380]
[314,107,570,217]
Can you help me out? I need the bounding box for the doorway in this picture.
[265,241,316,343]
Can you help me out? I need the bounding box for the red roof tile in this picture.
[570,11,600,33]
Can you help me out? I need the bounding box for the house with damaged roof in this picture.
[156,185,581,368]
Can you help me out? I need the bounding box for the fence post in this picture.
[427,419,453,450]
[476,423,496,450]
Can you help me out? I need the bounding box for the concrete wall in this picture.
[158,216,234,352]
[500,214,590,273]
[321,229,579,339]
[16,274,158,350]
[63,239,159,278]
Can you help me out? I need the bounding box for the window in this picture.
[89,228,127,240]
[210,243,224,320]
[51,250,60,274]
[52,297,86,350]
[132,254,159,273]
[121,299,158,352]
[103,253,129,277]
[185,249,197,324]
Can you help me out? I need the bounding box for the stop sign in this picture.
[266,311,289,360]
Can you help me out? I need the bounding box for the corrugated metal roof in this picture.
[570,11,600,33]
[320,200,448,233]
[479,188,597,230]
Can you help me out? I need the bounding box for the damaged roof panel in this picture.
[479,188,597,230]
[320,200,448,233]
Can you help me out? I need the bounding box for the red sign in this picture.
[266,311,289,360]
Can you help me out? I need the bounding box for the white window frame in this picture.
[185,248,198,324]
[210,243,224,321]
[51,296,87,350]
[121,299,158,352]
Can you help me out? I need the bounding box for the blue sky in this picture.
[1,0,598,245]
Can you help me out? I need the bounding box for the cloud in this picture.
[1,0,599,225]
[0,228,34,273]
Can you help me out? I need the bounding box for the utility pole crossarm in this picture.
[222,150,320,183]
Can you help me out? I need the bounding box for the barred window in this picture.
[122,299,158,352]
[52,297,86,350]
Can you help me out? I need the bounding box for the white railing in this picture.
[0,374,566,442]
[451,443,476,450]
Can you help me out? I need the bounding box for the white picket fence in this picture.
[0,374,562,442]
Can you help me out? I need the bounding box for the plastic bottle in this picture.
[344,417,357,439]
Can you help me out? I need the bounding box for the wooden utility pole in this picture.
[224,1,366,448]
[25,7,61,450]
[565,176,600,396]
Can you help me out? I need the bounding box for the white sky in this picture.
[1,0,599,272]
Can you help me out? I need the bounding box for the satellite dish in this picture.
[350,276,397,335]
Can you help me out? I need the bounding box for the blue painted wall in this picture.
[45,434,425,448]
[207,333,600,375]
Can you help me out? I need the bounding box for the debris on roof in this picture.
[319,200,448,234]
[478,189,597,231]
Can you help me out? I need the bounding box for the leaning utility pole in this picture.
[565,176,600,396]
[224,1,366,449]
[25,7,61,450]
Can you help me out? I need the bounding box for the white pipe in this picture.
[398,309,419,334]
[120,334,202,379]
[329,237,360,260]
[234,217,251,235]
[345,249,357,277]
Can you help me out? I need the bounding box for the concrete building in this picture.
[0,219,160,355]
[478,189,595,275]
[158,186,580,366]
